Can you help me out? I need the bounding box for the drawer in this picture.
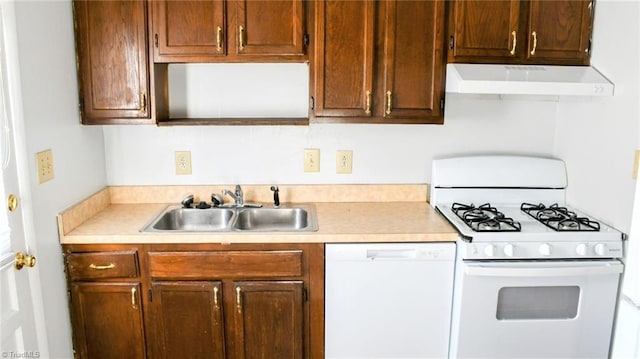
[149,250,303,279]
[67,251,139,280]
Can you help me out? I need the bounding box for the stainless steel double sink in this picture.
[140,204,318,233]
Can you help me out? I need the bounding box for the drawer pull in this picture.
[89,263,116,270]
[235,286,242,313]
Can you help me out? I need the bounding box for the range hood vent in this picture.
[446,63,614,97]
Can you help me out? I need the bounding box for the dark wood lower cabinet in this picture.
[69,282,146,359]
[64,243,324,359]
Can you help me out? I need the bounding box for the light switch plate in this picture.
[175,151,192,175]
[336,150,353,174]
[304,148,320,172]
[36,149,54,184]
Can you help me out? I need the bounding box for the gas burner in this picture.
[452,203,521,232]
[521,203,600,232]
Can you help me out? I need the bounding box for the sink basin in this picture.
[233,207,318,232]
[141,204,318,233]
[142,206,235,232]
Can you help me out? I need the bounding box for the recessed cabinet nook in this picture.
[72,0,594,125]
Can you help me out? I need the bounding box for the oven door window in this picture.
[497,286,580,320]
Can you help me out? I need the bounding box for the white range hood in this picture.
[446,63,614,97]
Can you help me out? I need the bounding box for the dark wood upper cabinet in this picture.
[312,0,375,118]
[73,0,152,124]
[152,0,226,59]
[313,0,445,124]
[448,0,593,65]
[151,0,306,62]
[525,0,593,63]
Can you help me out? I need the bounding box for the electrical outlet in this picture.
[304,148,320,172]
[634,150,640,180]
[336,150,353,174]
[175,151,192,175]
[36,149,54,184]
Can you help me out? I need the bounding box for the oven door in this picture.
[450,259,623,359]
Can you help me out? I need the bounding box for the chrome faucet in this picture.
[221,185,262,208]
[222,185,244,207]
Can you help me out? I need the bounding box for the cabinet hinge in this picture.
[310,96,315,110]
[303,288,308,302]
[148,289,153,302]
[303,33,309,48]
[449,36,454,50]
[440,97,445,111]
[154,33,158,48]
[67,290,72,304]
[586,39,592,55]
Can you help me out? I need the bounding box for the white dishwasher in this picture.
[325,242,456,359]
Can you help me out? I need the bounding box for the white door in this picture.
[0,2,46,357]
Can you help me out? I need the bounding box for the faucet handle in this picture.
[181,194,194,208]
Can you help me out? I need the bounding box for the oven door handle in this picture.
[464,261,623,277]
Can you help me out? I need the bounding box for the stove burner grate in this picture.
[452,203,521,232]
[521,203,600,232]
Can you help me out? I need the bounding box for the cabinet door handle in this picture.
[213,286,220,310]
[530,31,537,56]
[510,30,517,55]
[239,26,245,51]
[216,26,223,52]
[89,263,115,270]
[235,286,242,313]
[365,90,371,114]
[385,91,392,115]
[131,287,137,309]
[140,93,147,115]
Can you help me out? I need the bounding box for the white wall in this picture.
[555,0,639,233]
[105,95,557,186]
[14,2,106,358]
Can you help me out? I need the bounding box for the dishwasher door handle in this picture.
[366,249,417,260]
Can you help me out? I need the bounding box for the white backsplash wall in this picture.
[104,94,557,187]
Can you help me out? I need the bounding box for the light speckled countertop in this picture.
[58,185,458,244]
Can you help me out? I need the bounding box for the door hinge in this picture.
[303,288,308,302]
[154,33,159,48]
[148,289,153,302]
[310,96,315,110]
[449,36,454,50]
[440,97,445,111]
[303,33,309,48]
[67,290,72,303]
[586,39,592,55]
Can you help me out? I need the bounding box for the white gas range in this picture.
[431,155,624,359]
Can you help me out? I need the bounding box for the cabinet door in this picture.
[449,0,521,61]
[234,0,304,56]
[382,0,445,122]
[313,0,375,118]
[232,281,304,359]
[526,0,592,64]
[69,283,146,359]
[73,0,150,123]
[152,0,226,61]
[151,281,225,359]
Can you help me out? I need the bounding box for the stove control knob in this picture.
[594,243,607,256]
[483,245,496,257]
[539,243,552,256]
[576,243,588,256]
[503,244,514,257]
